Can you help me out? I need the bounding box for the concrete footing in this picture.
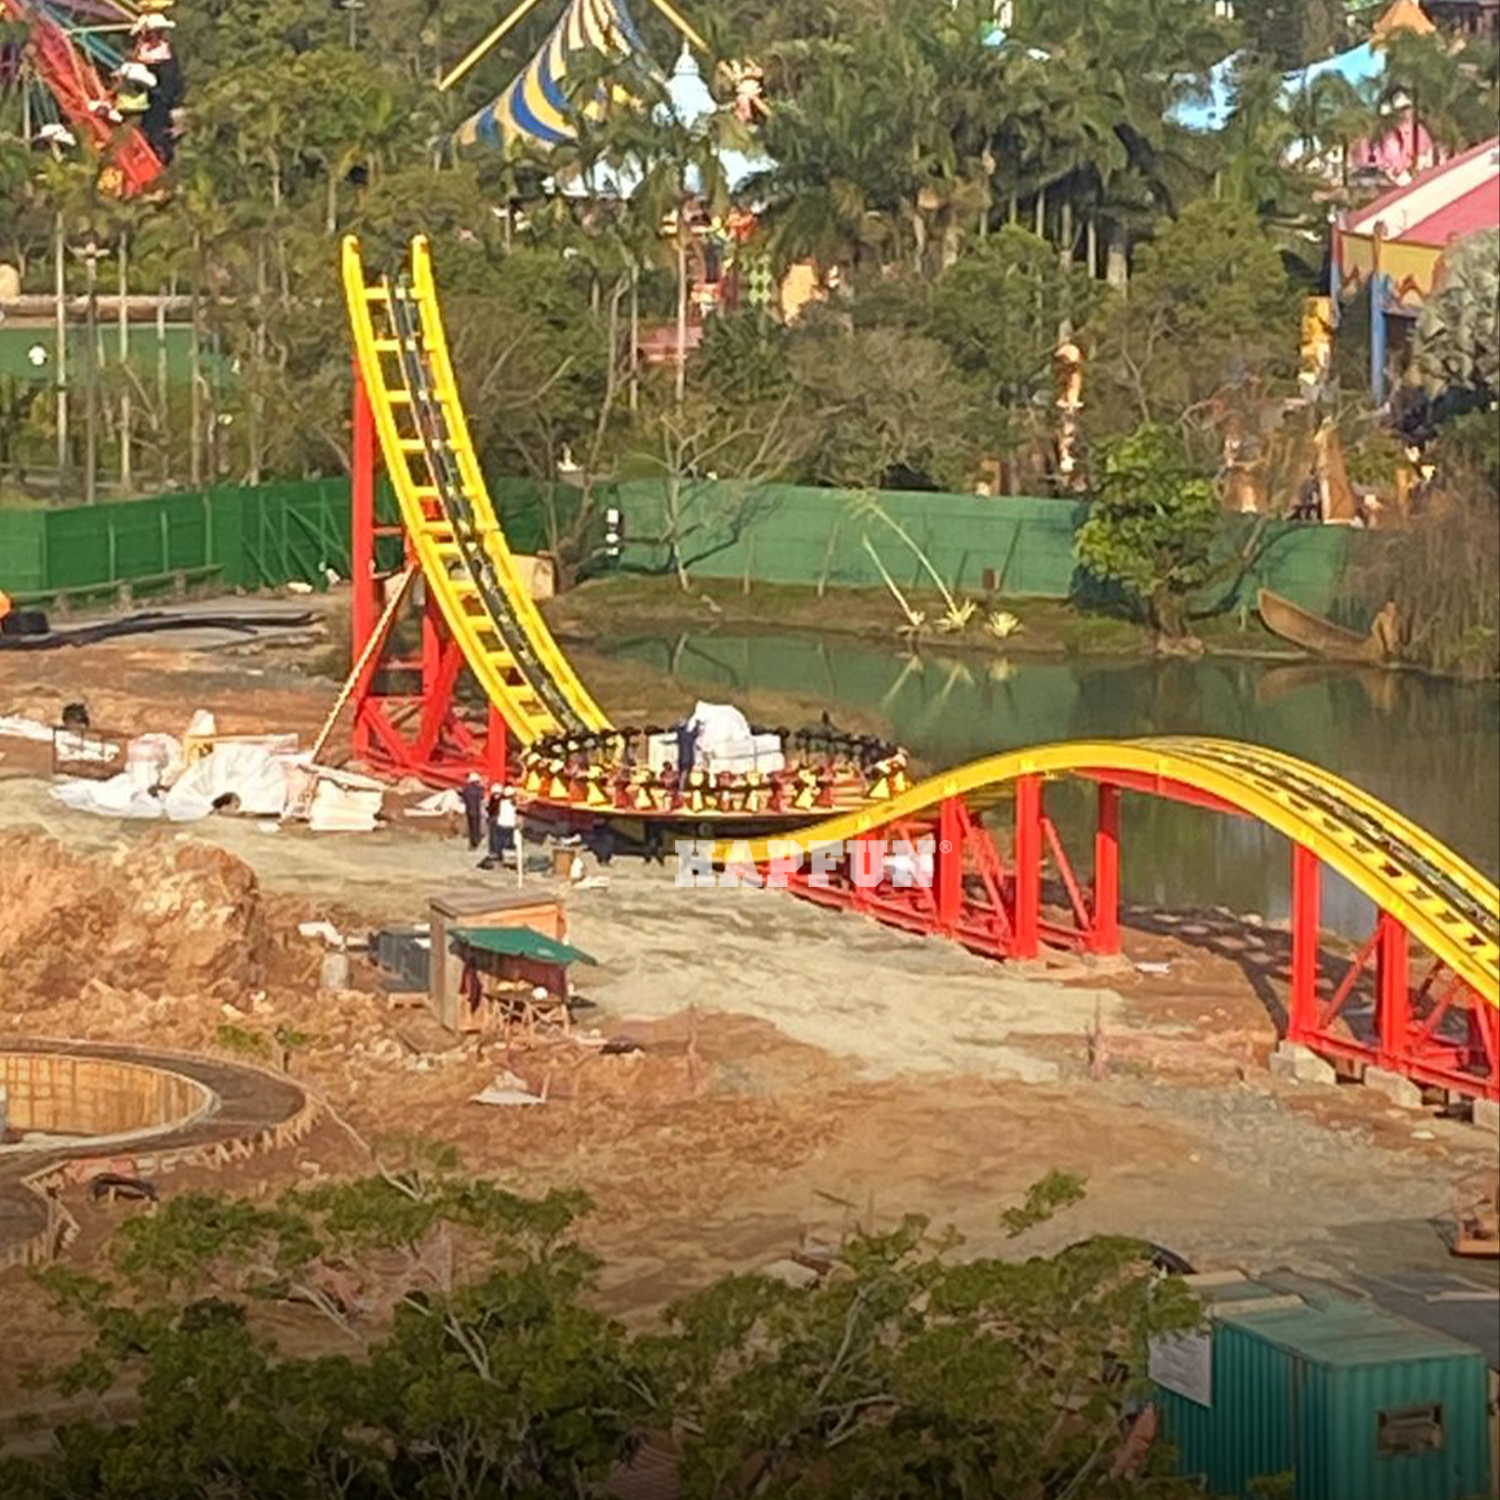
[1363,1065,1424,1110]
[1472,1097,1499,1134]
[1269,1041,1337,1087]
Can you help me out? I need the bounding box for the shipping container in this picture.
[1155,1274,1491,1500]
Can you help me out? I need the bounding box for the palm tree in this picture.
[1380,30,1492,160]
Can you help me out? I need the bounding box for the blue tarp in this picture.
[1171,42,1386,133]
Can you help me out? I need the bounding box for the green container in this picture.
[1156,1279,1491,1500]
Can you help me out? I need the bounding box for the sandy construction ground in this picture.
[0,604,1494,1397]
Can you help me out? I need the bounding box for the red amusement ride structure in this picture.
[340,236,1499,1106]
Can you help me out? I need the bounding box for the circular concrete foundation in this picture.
[0,1050,215,1153]
[0,1038,314,1270]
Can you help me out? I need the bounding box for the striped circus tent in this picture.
[455,0,647,150]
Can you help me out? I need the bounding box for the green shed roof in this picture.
[1221,1296,1484,1369]
[450,926,597,967]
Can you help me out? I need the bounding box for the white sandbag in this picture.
[701,745,756,776]
[646,732,679,773]
[53,729,118,764]
[52,774,164,820]
[164,741,290,822]
[752,733,785,775]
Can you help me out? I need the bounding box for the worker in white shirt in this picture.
[482,784,522,878]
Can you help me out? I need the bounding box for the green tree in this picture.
[645,1174,1203,1499]
[1380,30,1500,157]
[1414,230,1499,404]
[1094,198,1294,435]
[1076,422,1221,638]
[1237,0,1346,70]
[2,1168,1216,1500]
[931,226,1101,455]
[792,321,980,491]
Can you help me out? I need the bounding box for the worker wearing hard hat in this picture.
[114,61,157,117]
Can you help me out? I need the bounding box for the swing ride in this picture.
[1,0,176,196]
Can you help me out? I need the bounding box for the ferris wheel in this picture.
[1,0,172,196]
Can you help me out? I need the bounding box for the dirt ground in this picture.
[0,601,1494,1404]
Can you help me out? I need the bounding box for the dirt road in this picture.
[0,612,1493,1338]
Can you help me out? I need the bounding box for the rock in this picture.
[319,951,351,990]
[1363,1065,1423,1110]
[1268,1041,1337,1087]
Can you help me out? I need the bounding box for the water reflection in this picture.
[606,633,1500,935]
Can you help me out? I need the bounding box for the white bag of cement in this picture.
[54,729,118,764]
[470,1070,544,1107]
[164,742,290,821]
[307,779,383,832]
[52,774,164,820]
[702,744,757,776]
[647,731,679,774]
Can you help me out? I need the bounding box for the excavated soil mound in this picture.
[0,830,273,1009]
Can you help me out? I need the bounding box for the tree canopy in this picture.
[1,0,1495,621]
[0,1164,1224,1500]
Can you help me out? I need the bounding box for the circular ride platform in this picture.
[511,722,913,843]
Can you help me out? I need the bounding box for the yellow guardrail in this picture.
[712,737,1499,1006]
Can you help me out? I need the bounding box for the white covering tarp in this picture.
[126,733,184,791]
[690,701,754,759]
[0,714,54,743]
[53,774,167,820]
[163,742,291,821]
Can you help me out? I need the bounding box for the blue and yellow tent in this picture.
[455,0,648,150]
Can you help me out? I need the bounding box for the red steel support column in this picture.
[936,797,963,931]
[350,362,377,759]
[1289,843,1321,1042]
[485,702,509,788]
[1376,912,1410,1069]
[421,591,443,693]
[1013,775,1042,960]
[1092,784,1121,955]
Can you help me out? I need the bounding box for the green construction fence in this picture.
[0,477,1369,622]
[0,479,377,609]
[601,480,1366,620]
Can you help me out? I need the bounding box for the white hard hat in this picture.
[132,11,176,29]
[531,985,549,1001]
[118,61,157,86]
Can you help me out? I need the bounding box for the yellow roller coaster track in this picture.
[714,735,1500,1007]
[342,234,611,747]
[341,239,1496,1013]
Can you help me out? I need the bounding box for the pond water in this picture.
[604,633,1500,936]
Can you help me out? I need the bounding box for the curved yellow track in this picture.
[339,243,1496,1006]
[343,234,610,745]
[713,736,1499,1007]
